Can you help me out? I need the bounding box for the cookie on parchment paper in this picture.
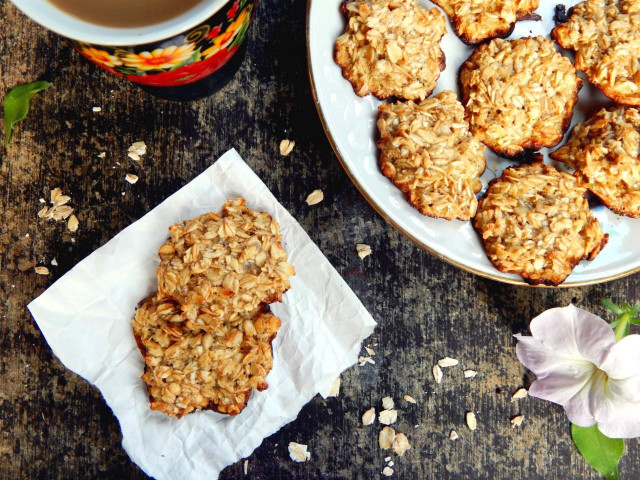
[550,107,640,218]
[156,198,295,321]
[431,0,539,45]
[473,162,608,286]
[552,0,640,106]
[377,91,486,220]
[132,295,281,417]
[335,0,446,101]
[460,36,582,157]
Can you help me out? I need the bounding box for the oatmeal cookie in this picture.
[334,0,446,101]
[460,36,582,157]
[132,295,281,417]
[377,91,486,220]
[550,107,640,217]
[431,0,539,45]
[156,198,295,321]
[473,162,608,285]
[552,0,640,106]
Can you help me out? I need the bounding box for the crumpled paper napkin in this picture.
[28,148,377,480]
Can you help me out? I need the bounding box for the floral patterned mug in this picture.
[11,0,255,100]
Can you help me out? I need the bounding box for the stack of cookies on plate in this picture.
[334,0,639,286]
[132,198,295,417]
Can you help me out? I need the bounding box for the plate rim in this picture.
[305,0,640,288]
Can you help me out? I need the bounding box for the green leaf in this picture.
[3,80,51,146]
[602,299,623,316]
[571,424,625,480]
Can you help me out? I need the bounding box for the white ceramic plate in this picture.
[307,0,640,286]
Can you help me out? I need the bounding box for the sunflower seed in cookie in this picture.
[552,0,640,106]
[156,198,295,321]
[431,0,539,45]
[335,0,446,101]
[377,91,486,220]
[473,162,608,286]
[132,295,281,417]
[460,36,582,158]
[551,107,640,218]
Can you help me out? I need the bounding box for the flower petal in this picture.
[590,374,640,438]
[600,334,640,379]
[528,305,616,366]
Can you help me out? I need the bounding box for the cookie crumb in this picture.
[288,442,310,463]
[125,173,139,184]
[92,106,102,112]
[34,266,50,275]
[327,378,341,397]
[381,396,394,410]
[449,429,459,441]
[511,388,528,401]
[382,466,394,477]
[305,189,324,206]
[356,243,372,259]
[511,414,525,428]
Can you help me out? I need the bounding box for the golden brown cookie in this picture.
[156,198,295,321]
[473,162,608,285]
[431,0,539,45]
[377,91,486,220]
[132,295,281,417]
[552,0,640,106]
[334,0,446,101]
[460,36,582,157]
[550,107,640,217]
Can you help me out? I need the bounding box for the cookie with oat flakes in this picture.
[460,36,582,157]
[377,91,486,220]
[552,0,640,106]
[473,162,608,286]
[334,0,446,101]
[132,294,281,417]
[550,106,640,218]
[431,0,540,45]
[156,198,295,322]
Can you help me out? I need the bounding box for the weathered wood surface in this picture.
[0,0,638,478]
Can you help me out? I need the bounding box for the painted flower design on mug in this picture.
[121,44,196,71]
[202,7,252,59]
[80,47,123,68]
[71,0,255,87]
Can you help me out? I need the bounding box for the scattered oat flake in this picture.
[305,189,324,206]
[449,430,459,441]
[34,266,49,275]
[67,215,79,232]
[50,187,62,204]
[432,364,443,383]
[358,355,375,366]
[327,377,340,397]
[38,198,45,203]
[384,456,391,462]
[97,152,106,158]
[365,346,375,356]
[51,258,58,266]
[392,433,411,456]
[403,394,417,404]
[279,139,295,156]
[466,411,477,431]
[125,173,139,184]
[379,427,396,449]
[464,369,478,378]
[243,459,248,475]
[511,414,525,428]
[128,141,147,161]
[92,106,102,112]
[512,388,528,401]
[356,243,372,259]
[362,407,376,426]
[438,357,459,367]
[382,466,394,477]
[379,409,398,425]
[382,396,394,410]
[288,442,310,463]
[388,461,395,467]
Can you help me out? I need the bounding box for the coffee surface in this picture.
[47,0,205,28]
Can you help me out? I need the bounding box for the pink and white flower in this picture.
[515,304,640,438]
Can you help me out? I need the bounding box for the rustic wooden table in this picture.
[1,1,638,478]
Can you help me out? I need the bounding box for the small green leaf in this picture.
[571,424,624,480]
[3,80,52,146]
[602,299,623,316]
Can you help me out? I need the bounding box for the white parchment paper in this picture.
[28,148,377,480]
